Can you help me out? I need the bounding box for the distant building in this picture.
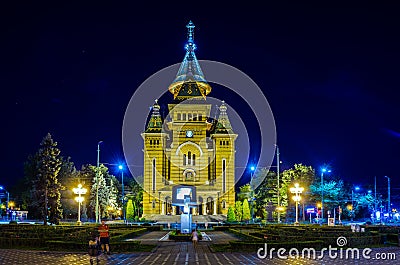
[142,21,237,216]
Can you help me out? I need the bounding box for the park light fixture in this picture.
[73,184,87,225]
[320,166,332,221]
[118,164,126,223]
[290,183,304,225]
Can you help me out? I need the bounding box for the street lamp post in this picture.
[73,184,87,225]
[290,183,304,225]
[276,145,281,223]
[119,165,125,223]
[320,168,331,221]
[384,176,390,218]
[250,166,255,222]
[96,141,103,224]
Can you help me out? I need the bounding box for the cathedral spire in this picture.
[145,99,162,133]
[214,101,234,134]
[168,21,212,100]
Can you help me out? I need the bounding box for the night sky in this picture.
[1,3,399,197]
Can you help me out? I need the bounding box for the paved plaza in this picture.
[0,231,398,264]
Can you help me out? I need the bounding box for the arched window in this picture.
[188,113,192,120]
[193,113,197,121]
[188,151,191,165]
[150,140,152,145]
[183,154,186,166]
[220,141,222,145]
[157,140,159,145]
[198,114,202,121]
[222,200,226,209]
[177,113,181,120]
[182,113,186,120]
[192,154,196,166]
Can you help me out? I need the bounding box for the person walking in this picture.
[88,235,101,264]
[191,229,198,249]
[98,219,110,254]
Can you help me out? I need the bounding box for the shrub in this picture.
[227,206,236,222]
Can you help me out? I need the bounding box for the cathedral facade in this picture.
[142,21,237,216]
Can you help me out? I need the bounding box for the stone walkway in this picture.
[0,231,399,264]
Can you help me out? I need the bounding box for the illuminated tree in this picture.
[227,206,236,222]
[235,201,243,221]
[126,199,134,221]
[242,199,251,221]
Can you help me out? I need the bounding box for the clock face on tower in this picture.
[186,130,193,138]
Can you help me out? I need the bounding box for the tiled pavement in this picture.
[0,231,399,264]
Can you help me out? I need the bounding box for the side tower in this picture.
[141,100,169,215]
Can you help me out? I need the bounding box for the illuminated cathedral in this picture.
[142,21,237,216]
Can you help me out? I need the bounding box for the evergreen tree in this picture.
[227,206,236,222]
[88,164,120,220]
[242,199,251,221]
[106,177,119,218]
[33,133,63,225]
[234,201,243,221]
[126,199,134,221]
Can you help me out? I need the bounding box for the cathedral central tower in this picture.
[142,21,237,217]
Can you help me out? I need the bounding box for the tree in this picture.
[88,164,120,220]
[237,184,253,202]
[127,177,144,217]
[254,168,277,219]
[234,201,243,222]
[227,206,236,222]
[33,133,63,225]
[58,157,78,219]
[106,177,119,218]
[310,179,346,211]
[242,199,251,221]
[126,199,134,221]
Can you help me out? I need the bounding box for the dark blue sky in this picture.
[1,3,399,196]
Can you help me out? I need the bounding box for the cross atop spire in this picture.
[186,20,195,44]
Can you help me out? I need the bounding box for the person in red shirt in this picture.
[98,219,110,254]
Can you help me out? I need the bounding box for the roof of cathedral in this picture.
[168,21,212,101]
[145,99,162,133]
[213,101,234,134]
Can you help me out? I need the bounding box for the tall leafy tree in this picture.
[280,164,315,221]
[58,157,78,219]
[33,133,63,225]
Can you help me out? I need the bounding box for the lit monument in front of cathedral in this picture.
[141,21,237,220]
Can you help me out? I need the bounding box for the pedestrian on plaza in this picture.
[88,235,101,265]
[98,219,111,254]
[191,229,198,248]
